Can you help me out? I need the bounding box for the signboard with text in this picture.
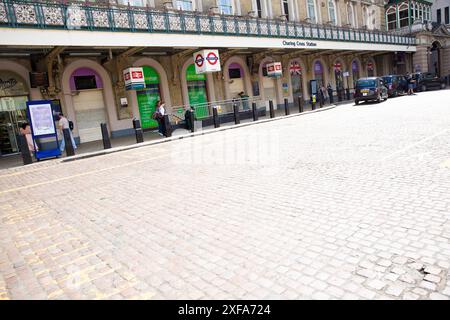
[266,62,282,78]
[193,49,221,74]
[123,67,145,90]
[26,100,61,159]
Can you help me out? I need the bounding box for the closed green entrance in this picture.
[136,66,161,129]
[186,64,208,119]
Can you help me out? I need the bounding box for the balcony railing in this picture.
[0,0,416,46]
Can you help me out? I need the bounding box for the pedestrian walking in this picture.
[406,73,415,95]
[19,122,38,154]
[57,113,77,153]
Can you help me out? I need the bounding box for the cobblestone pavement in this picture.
[1,90,450,300]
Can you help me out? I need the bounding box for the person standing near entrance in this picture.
[58,113,77,153]
[154,100,166,136]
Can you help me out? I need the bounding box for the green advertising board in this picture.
[186,64,208,119]
[137,66,160,129]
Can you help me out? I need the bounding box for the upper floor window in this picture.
[445,6,449,24]
[119,0,145,6]
[218,0,233,15]
[437,9,441,24]
[175,0,193,11]
[282,0,290,21]
[253,0,271,19]
[328,0,337,25]
[398,3,409,28]
[347,2,356,27]
[386,6,397,30]
[307,0,317,23]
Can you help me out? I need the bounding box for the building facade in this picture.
[0,0,416,155]
[385,0,450,77]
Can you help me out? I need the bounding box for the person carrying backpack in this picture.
[57,113,77,153]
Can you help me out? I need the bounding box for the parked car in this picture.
[411,72,446,92]
[382,75,407,97]
[354,77,389,105]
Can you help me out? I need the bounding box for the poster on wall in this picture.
[193,50,221,74]
[136,89,159,129]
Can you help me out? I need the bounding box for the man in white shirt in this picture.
[155,100,166,136]
[58,113,77,153]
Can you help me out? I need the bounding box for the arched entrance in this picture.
[289,60,304,104]
[186,64,209,118]
[260,60,278,107]
[228,62,246,99]
[0,70,29,155]
[352,59,360,87]
[429,41,441,76]
[70,67,108,142]
[313,60,324,86]
[366,59,375,77]
[334,60,345,100]
[136,66,162,129]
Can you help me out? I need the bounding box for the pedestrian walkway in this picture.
[0,99,339,171]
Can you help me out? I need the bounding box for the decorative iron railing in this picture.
[0,0,416,46]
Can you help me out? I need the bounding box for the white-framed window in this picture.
[386,6,397,30]
[253,0,272,19]
[218,0,233,15]
[307,0,317,23]
[347,2,356,27]
[398,3,409,28]
[175,0,194,11]
[282,0,290,21]
[328,0,337,25]
[119,0,146,6]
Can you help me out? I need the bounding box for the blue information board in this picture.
[26,100,61,160]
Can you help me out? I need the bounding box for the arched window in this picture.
[313,60,324,86]
[307,0,317,23]
[386,6,397,30]
[398,3,409,28]
[328,0,337,25]
[347,2,355,27]
[362,6,369,28]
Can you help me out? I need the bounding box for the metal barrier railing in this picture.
[169,97,264,122]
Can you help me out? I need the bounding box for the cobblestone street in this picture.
[1,90,450,300]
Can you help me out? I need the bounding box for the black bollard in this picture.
[346,88,351,100]
[269,100,275,118]
[233,103,240,125]
[252,102,258,121]
[63,128,75,156]
[298,96,303,113]
[100,123,111,149]
[213,107,220,128]
[189,110,195,133]
[319,94,324,108]
[163,115,172,137]
[132,118,144,143]
[284,98,290,115]
[17,134,33,165]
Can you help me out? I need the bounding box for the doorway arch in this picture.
[429,41,442,76]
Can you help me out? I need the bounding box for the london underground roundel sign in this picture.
[206,52,219,65]
[195,54,204,67]
[193,49,221,74]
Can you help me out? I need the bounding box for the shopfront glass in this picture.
[0,71,29,156]
[186,64,208,119]
[352,60,360,87]
[136,66,161,129]
[290,61,303,101]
